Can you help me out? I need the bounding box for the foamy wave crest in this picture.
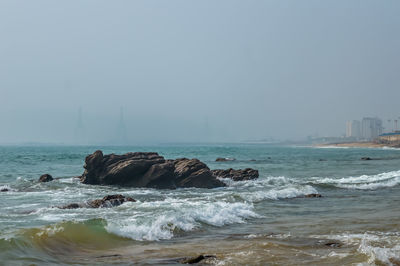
[315,232,400,265]
[0,185,11,191]
[238,185,318,202]
[313,145,350,149]
[106,199,258,241]
[312,170,400,190]
[382,146,400,150]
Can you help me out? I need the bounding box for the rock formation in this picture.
[211,168,259,181]
[80,151,228,189]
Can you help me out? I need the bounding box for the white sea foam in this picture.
[312,170,400,190]
[0,185,11,191]
[238,185,318,202]
[313,146,350,149]
[223,176,291,188]
[106,199,258,241]
[314,232,400,265]
[382,146,400,150]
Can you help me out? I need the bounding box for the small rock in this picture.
[60,203,81,209]
[39,174,53,182]
[212,168,259,181]
[215,157,236,162]
[304,193,322,198]
[361,157,372,160]
[0,188,9,192]
[389,257,400,266]
[180,255,216,264]
[323,241,343,248]
[59,194,136,209]
[87,194,136,208]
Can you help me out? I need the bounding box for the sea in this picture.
[0,144,399,265]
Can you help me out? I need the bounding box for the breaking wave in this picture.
[106,199,258,241]
[310,170,400,190]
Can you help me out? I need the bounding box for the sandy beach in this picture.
[315,142,392,148]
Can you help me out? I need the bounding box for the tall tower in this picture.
[116,107,127,145]
[74,107,86,144]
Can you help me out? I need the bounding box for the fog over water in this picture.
[1,0,399,144]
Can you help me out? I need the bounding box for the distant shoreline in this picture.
[315,142,398,148]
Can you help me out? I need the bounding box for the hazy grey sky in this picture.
[1,0,399,144]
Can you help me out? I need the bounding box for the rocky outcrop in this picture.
[80,151,226,189]
[59,194,136,209]
[39,174,53,182]
[212,168,259,181]
[173,158,226,188]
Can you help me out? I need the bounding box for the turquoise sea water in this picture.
[0,144,399,265]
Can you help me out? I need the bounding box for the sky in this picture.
[0,0,399,144]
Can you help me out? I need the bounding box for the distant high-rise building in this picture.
[346,120,361,139]
[361,117,383,140]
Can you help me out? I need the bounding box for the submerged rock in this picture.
[212,168,259,181]
[361,157,372,160]
[179,255,216,264]
[59,194,135,209]
[87,194,136,208]
[80,151,226,189]
[323,241,342,248]
[39,174,53,182]
[215,157,236,162]
[60,203,80,209]
[304,193,322,198]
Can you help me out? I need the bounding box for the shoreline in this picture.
[314,142,397,148]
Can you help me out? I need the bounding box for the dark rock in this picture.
[87,194,136,208]
[389,257,400,266]
[39,174,53,182]
[60,203,81,209]
[322,240,343,248]
[304,193,322,198]
[174,159,226,188]
[59,194,135,209]
[361,157,372,160]
[80,151,226,189]
[80,150,166,186]
[140,162,176,189]
[0,188,9,192]
[212,168,259,181]
[96,254,122,258]
[180,255,216,264]
[216,157,236,162]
